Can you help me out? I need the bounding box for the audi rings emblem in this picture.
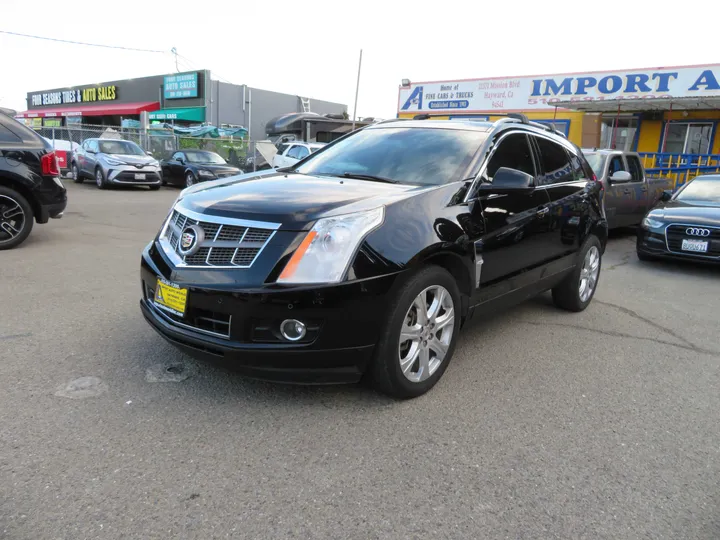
[178,224,205,256]
[685,227,711,237]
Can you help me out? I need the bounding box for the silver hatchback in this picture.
[72,138,162,190]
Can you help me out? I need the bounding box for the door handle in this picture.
[537,206,550,217]
[623,189,631,195]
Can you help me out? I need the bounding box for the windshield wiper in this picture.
[340,172,400,184]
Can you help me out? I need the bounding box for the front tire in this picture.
[95,167,107,190]
[552,235,602,312]
[185,172,196,188]
[72,163,83,184]
[370,266,461,399]
[0,187,34,250]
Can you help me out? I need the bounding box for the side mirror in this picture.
[609,170,632,183]
[482,167,534,190]
[87,148,96,154]
[178,158,185,165]
[660,189,673,202]
[146,151,153,156]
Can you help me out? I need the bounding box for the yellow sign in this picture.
[154,278,188,316]
[82,85,117,102]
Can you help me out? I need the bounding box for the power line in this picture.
[0,30,166,53]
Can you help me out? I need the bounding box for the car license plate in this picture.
[135,173,146,180]
[154,278,188,316]
[681,239,708,253]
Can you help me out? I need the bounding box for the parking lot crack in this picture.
[520,320,718,356]
[594,300,704,352]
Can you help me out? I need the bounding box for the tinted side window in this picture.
[276,143,290,156]
[172,152,183,161]
[287,145,302,159]
[534,136,573,185]
[566,150,586,181]
[627,156,643,182]
[90,140,100,152]
[485,133,535,180]
[0,123,21,143]
[608,156,626,175]
[295,146,310,160]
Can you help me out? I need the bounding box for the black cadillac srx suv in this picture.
[140,114,607,398]
[0,108,67,249]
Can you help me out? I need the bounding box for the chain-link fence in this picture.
[35,123,259,171]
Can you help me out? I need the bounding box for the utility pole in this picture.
[352,49,363,131]
[171,47,179,72]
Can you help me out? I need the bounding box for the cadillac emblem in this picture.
[178,224,204,256]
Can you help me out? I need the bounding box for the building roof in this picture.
[551,96,720,113]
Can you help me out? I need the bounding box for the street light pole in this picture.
[351,49,363,131]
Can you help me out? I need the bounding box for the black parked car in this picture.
[140,115,607,398]
[637,174,720,264]
[161,150,243,188]
[0,108,67,250]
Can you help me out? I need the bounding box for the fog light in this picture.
[280,319,306,342]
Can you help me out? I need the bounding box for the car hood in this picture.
[178,171,433,229]
[107,154,155,165]
[650,199,720,226]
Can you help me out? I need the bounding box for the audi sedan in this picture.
[637,174,720,264]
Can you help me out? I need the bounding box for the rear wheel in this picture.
[95,167,107,190]
[72,163,83,184]
[370,266,461,399]
[0,187,34,250]
[552,235,601,312]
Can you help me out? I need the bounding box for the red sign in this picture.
[55,150,68,169]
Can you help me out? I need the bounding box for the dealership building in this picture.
[398,63,720,156]
[16,70,347,140]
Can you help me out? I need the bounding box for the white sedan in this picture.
[272,142,325,169]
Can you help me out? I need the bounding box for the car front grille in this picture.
[160,208,278,268]
[665,224,720,257]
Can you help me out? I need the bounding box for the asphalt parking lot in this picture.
[2,181,719,540]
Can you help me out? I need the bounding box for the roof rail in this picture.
[527,120,567,138]
[412,112,530,123]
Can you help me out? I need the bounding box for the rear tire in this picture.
[72,163,83,184]
[552,235,602,312]
[95,167,107,190]
[0,187,34,250]
[370,266,461,399]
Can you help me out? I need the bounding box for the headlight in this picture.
[104,157,126,166]
[278,207,384,284]
[641,215,665,229]
[150,160,160,167]
[198,169,215,177]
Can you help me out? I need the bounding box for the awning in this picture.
[148,107,205,122]
[551,96,720,113]
[15,101,160,118]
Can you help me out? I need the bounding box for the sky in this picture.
[2,0,719,121]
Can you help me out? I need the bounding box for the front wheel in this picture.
[95,167,107,190]
[185,172,196,188]
[370,266,461,399]
[72,163,83,184]
[552,235,602,312]
[0,187,34,250]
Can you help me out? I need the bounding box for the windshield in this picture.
[583,153,606,176]
[295,127,487,185]
[99,140,145,156]
[675,177,720,203]
[185,151,226,164]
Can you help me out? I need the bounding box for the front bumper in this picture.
[637,227,720,264]
[140,243,400,384]
[106,165,162,185]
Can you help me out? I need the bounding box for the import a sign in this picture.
[398,64,720,113]
[164,72,199,99]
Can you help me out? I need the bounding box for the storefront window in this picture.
[600,117,637,151]
[663,122,713,154]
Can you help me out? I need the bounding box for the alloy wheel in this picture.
[186,173,195,187]
[96,169,103,187]
[72,164,79,180]
[579,245,600,302]
[0,195,26,242]
[398,285,455,383]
